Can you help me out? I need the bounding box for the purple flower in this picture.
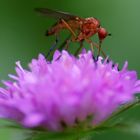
[0,50,140,131]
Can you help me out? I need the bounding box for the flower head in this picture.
[0,50,140,131]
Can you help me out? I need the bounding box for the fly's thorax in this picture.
[84,17,100,28]
[79,17,100,38]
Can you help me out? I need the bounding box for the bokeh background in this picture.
[0,0,140,139]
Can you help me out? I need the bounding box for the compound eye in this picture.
[98,28,108,40]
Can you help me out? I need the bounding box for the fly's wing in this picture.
[35,8,77,21]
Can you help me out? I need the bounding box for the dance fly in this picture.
[35,8,111,57]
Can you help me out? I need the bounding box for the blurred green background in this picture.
[0,0,140,139]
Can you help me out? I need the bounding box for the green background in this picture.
[0,0,140,139]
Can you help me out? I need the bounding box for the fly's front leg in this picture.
[85,39,106,58]
[95,40,106,58]
[98,40,102,57]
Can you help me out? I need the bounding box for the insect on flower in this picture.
[35,8,111,58]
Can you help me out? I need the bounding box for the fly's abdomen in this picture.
[45,22,64,36]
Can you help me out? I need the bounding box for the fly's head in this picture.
[98,27,111,41]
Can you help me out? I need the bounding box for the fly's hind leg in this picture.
[46,34,59,59]
[64,38,71,50]
[61,19,76,38]
[58,35,71,51]
[60,19,77,51]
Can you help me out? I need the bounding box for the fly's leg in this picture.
[94,41,106,58]
[97,40,102,57]
[54,37,71,61]
[85,38,95,54]
[74,40,84,56]
[45,19,77,59]
[60,19,77,51]
[46,35,59,59]
[54,36,71,61]
[58,35,71,51]
[61,19,76,38]
[85,39,106,58]
[64,39,71,50]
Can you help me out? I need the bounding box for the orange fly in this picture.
[35,8,111,57]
